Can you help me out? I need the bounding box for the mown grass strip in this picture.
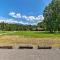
[2,31,60,38]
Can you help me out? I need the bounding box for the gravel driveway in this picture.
[0,49,60,60]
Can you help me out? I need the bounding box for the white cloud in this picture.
[9,12,44,21]
[22,15,28,20]
[27,16,35,20]
[9,12,21,18]
[22,15,44,23]
[8,12,44,25]
[0,18,22,24]
[22,15,44,21]
[36,15,44,21]
[0,18,42,25]
[0,17,31,25]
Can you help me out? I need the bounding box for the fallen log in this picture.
[38,46,52,49]
[19,46,33,49]
[0,46,13,49]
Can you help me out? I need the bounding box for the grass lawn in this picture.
[0,31,60,47]
[4,31,60,38]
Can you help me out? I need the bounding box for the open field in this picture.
[0,31,60,47]
[0,31,60,38]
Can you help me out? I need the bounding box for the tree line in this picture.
[0,22,44,31]
[38,0,60,33]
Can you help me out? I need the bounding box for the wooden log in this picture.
[38,46,52,49]
[0,46,13,49]
[19,46,33,49]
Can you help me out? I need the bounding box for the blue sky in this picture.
[0,0,52,25]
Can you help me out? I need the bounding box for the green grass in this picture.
[0,31,60,47]
[1,31,60,38]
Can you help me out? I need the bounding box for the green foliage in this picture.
[0,22,38,31]
[43,0,60,33]
[37,21,45,31]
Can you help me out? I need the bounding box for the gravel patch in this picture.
[0,49,60,60]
